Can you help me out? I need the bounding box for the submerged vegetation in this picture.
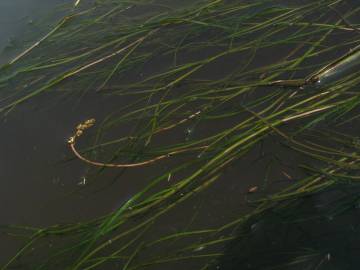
[1,0,360,269]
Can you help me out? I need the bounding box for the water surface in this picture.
[0,0,360,269]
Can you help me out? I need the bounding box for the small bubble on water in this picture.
[185,127,195,141]
[52,177,60,185]
[314,79,322,88]
[77,176,87,186]
[251,222,259,232]
[355,201,360,209]
[187,128,193,134]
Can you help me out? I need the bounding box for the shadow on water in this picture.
[218,184,360,270]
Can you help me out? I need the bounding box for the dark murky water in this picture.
[0,0,359,269]
[0,0,71,65]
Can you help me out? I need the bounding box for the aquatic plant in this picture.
[1,0,360,269]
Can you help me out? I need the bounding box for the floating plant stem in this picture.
[267,43,360,87]
[68,118,208,168]
[7,9,92,66]
[306,44,360,85]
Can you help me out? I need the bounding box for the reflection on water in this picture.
[0,0,71,65]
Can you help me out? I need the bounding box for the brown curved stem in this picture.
[68,118,207,168]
